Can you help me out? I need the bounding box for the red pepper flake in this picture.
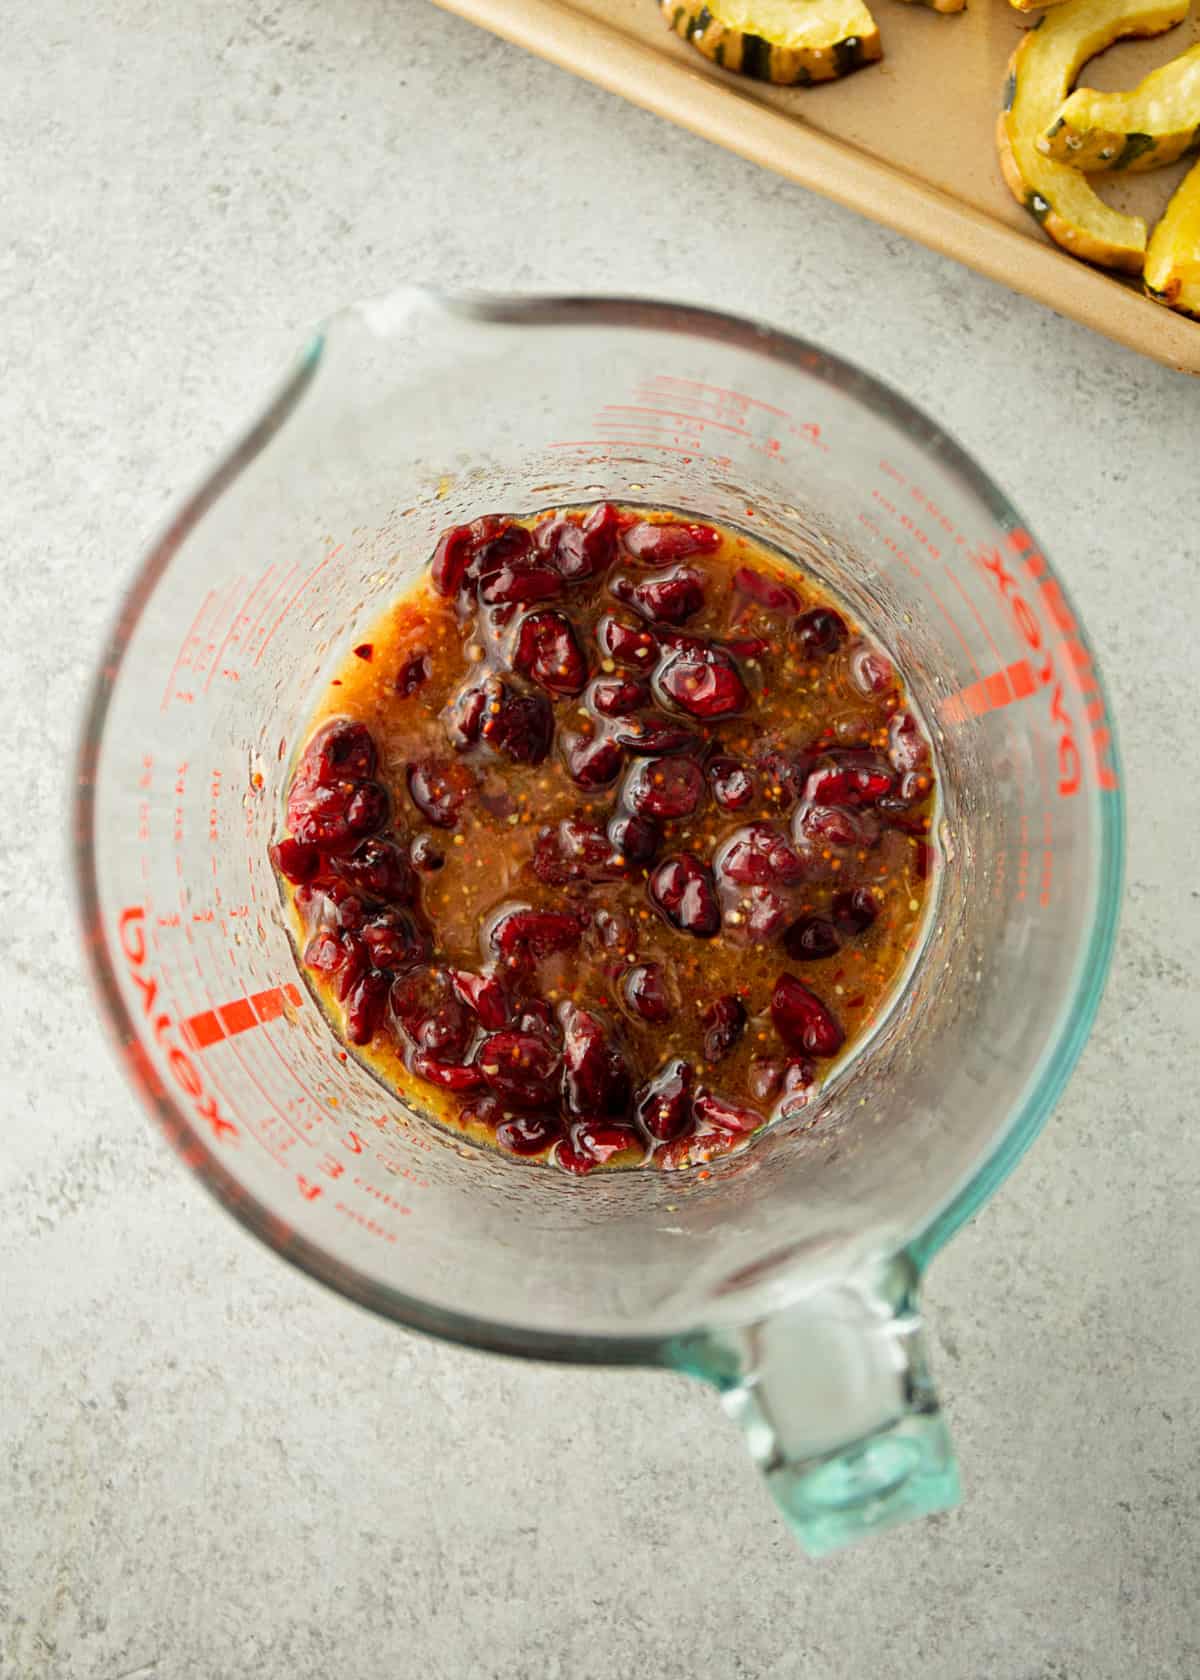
[354,642,374,661]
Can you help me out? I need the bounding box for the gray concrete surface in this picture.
[3,1,1198,1675]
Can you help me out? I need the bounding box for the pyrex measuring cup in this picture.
[75,292,1123,1555]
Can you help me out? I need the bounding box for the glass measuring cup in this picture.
[74,291,1123,1555]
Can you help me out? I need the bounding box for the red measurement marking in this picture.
[944,565,1003,663]
[204,569,272,692]
[159,589,218,713]
[182,983,303,1051]
[601,405,749,438]
[941,659,1037,723]
[254,544,343,667]
[549,441,707,456]
[642,375,790,419]
[240,562,290,661]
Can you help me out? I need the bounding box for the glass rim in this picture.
[72,289,1125,1367]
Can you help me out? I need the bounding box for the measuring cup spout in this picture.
[674,1255,959,1556]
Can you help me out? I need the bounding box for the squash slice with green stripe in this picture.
[1039,43,1200,171]
[996,0,1188,271]
[660,0,882,85]
[1145,155,1200,315]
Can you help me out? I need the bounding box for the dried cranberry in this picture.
[529,829,572,887]
[607,812,661,866]
[613,568,705,626]
[588,675,650,718]
[361,908,426,971]
[411,835,444,871]
[748,1057,785,1103]
[794,608,848,658]
[287,780,387,851]
[590,907,637,958]
[581,1122,643,1164]
[623,520,720,564]
[596,614,658,668]
[636,1058,695,1141]
[479,559,564,608]
[391,970,472,1059]
[344,783,389,836]
[648,854,720,937]
[477,1031,561,1108]
[793,802,881,853]
[612,715,697,758]
[496,1115,562,1156]
[562,816,620,869]
[460,1092,504,1131]
[561,1006,634,1119]
[702,994,747,1062]
[655,644,748,720]
[407,759,473,829]
[344,969,391,1045]
[512,609,588,697]
[735,886,790,943]
[480,681,554,765]
[782,1057,816,1094]
[331,889,367,931]
[449,969,509,1030]
[533,816,622,886]
[445,684,487,749]
[724,634,771,661]
[564,733,624,790]
[887,711,931,774]
[879,769,932,815]
[297,720,378,787]
[271,837,322,884]
[489,906,582,964]
[580,501,623,564]
[732,566,801,615]
[715,823,806,888]
[555,1138,596,1175]
[411,1050,485,1092]
[623,963,673,1024]
[803,757,894,809]
[754,748,806,807]
[708,757,756,812]
[332,837,413,903]
[533,516,589,579]
[396,651,432,697]
[783,915,840,962]
[304,929,364,996]
[832,887,880,936]
[624,756,705,819]
[771,974,845,1058]
[474,524,533,574]
[848,641,895,696]
[513,997,561,1044]
[693,1091,763,1135]
[430,524,474,597]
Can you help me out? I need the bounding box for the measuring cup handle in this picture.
[674,1255,960,1556]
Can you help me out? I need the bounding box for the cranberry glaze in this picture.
[271,507,935,1173]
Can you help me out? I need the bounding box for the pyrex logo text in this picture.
[118,906,238,1142]
[976,532,1118,797]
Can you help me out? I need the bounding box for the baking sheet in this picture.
[432,0,1200,374]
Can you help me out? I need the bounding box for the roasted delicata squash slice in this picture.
[897,0,966,19]
[997,0,1188,270]
[1040,42,1200,169]
[660,0,882,85]
[1145,155,1200,314]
